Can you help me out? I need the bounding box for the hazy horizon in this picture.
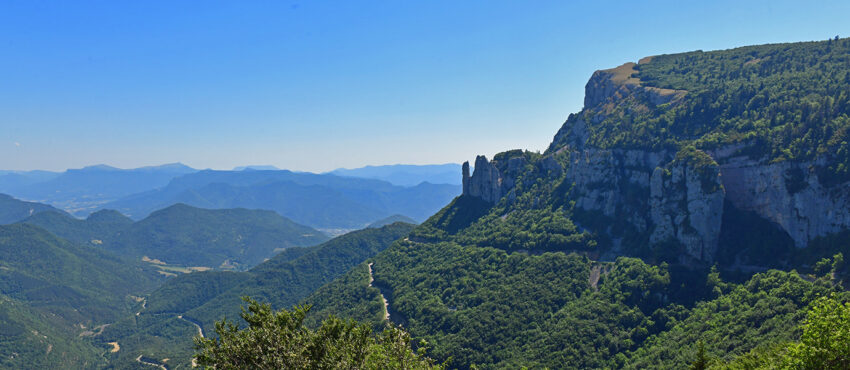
[0,161,464,174]
[3,1,850,172]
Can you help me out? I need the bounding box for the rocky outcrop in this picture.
[462,156,503,204]
[583,63,641,109]
[462,153,561,205]
[461,162,471,194]
[550,115,589,152]
[543,59,850,262]
[582,62,685,111]
[565,148,659,220]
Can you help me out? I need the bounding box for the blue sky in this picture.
[2,1,849,172]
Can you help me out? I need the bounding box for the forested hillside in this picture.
[21,204,328,270]
[301,39,850,368]
[307,239,844,368]
[107,204,328,269]
[97,222,414,368]
[0,194,66,225]
[0,224,165,368]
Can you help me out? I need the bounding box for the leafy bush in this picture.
[194,298,443,369]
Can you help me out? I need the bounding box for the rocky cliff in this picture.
[716,153,850,249]
[462,156,502,204]
[461,56,850,263]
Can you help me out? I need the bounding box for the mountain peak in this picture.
[137,163,195,172]
[233,165,281,171]
[79,164,121,171]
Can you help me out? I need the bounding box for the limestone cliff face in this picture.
[550,60,849,262]
[554,132,850,262]
[461,59,849,263]
[716,155,850,248]
[649,158,725,263]
[558,144,724,262]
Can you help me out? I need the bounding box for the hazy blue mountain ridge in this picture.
[329,163,464,186]
[100,169,461,229]
[3,163,197,216]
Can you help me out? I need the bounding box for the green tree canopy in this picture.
[194,297,443,369]
[782,294,850,369]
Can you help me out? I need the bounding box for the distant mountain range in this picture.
[232,165,281,171]
[329,163,464,186]
[98,169,460,230]
[0,163,197,215]
[0,163,462,230]
[0,170,61,191]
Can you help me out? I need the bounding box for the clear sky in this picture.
[2,0,849,172]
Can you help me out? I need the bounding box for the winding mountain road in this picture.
[136,355,167,370]
[178,315,205,338]
[367,263,391,321]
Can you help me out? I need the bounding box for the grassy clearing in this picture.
[141,257,210,275]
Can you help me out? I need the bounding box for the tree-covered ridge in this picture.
[97,222,415,368]
[0,223,167,368]
[111,203,329,269]
[552,38,850,183]
[0,295,101,369]
[0,193,65,225]
[21,209,132,245]
[20,203,329,270]
[306,234,846,368]
[0,224,163,324]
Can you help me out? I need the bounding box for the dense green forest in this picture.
[0,224,165,368]
[305,238,847,368]
[0,295,102,369]
[195,298,444,369]
[95,222,415,368]
[551,38,850,184]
